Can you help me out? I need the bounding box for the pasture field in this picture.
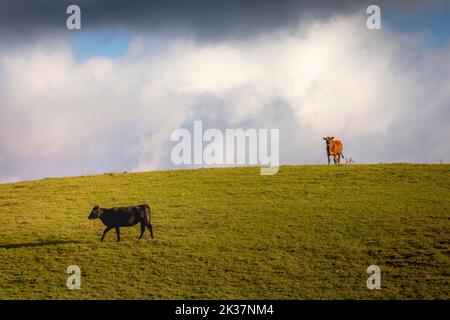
[0,164,448,299]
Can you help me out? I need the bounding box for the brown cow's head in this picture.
[88,205,103,220]
[323,136,334,145]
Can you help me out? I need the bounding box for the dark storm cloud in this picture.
[3,0,449,42]
[0,0,407,41]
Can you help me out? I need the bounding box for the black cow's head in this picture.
[88,205,102,220]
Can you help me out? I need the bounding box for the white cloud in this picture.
[0,14,449,182]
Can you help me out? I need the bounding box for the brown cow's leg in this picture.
[147,223,154,239]
[139,223,145,239]
[337,154,341,164]
[327,155,330,165]
[100,226,113,242]
[115,227,121,242]
[333,155,337,164]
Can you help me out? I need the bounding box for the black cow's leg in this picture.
[115,227,121,242]
[101,226,113,242]
[139,223,145,239]
[147,223,154,239]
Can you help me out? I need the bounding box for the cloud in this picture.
[0,1,352,35]
[1,0,448,42]
[0,13,449,182]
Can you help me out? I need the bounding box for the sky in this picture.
[0,0,449,182]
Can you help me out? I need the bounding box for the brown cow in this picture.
[323,136,345,165]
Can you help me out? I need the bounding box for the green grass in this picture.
[0,164,448,299]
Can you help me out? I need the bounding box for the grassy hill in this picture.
[0,164,448,299]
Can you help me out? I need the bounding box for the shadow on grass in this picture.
[0,240,84,249]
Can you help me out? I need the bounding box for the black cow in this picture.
[88,204,154,241]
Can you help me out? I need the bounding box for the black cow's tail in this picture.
[140,204,151,222]
[145,204,151,218]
